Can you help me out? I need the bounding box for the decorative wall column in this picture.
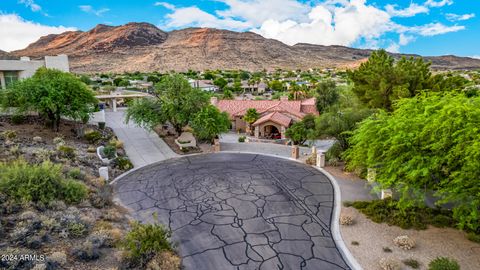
[280,126,286,139]
[254,126,260,138]
[0,72,5,89]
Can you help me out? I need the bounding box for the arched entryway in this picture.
[264,124,281,139]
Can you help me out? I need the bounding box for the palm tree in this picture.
[243,108,259,135]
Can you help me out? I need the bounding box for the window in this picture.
[4,71,19,88]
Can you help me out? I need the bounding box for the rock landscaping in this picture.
[0,115,179,269]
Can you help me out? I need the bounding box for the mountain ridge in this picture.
[12,22,480,73]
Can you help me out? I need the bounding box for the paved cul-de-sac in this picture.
[113,153,350,270]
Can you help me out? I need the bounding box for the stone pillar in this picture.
[231,120,236,131]
[0,72,5,89]
[99,167,109,181]
[311,146,317,156]
[291,145,299,159]
[254,126,260,138]
[316,151,325,168]
[381,189,392,199]
[213,139,220,152]
[280,126,286,139]
[111,98,117,112]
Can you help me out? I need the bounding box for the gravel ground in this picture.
[340,207,480,270]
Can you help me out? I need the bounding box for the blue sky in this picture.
[0,0,478,58]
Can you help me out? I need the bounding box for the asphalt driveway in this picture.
[113,153,350,270]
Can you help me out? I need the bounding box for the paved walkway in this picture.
[113,153,351,270]
[103,109,178,167]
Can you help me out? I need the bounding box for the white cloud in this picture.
[18,0,42,12]
[471,55,480,59]
[424,0,453,8]
[446,13,475,22]
[159,0,467,53]
[385,3,429,17]
[216,0,309,26]
[386,43,400,53]
[164,6,251,30]
[252,0,393,46]
[154,2,175,10]
[406,22,464,36]
[0,13,76,52]
[79,5,110,17]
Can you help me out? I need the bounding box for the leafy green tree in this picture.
[344,93,480,231]
[348,50,431,111]
[126,74,209,134]
[213,77,228,89]
[223,89,234,100]
[233,80,243,92]
[79,75,92,85]
[315,79,339,113]
[269,80,284,91]
[190,105,230,142]
[203,72,215,80]
[285,121,308,145]
[243,108,259,135]
[147,75,161,84]
[1,68,97,131]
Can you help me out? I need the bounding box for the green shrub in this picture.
[122,220,172,266]
[114,157,134,171]
[102,145,116,159]
[238,136,246,143]
[84,130,103,144]
[57,145,76,159]
[467,232,480,243]
[0,160,87,204]
[62,179,88,204]
[326,141,343,162]
[68,168,85,180]
[403,258,420,269]
[428,257,460,270]
[11,114,26,125]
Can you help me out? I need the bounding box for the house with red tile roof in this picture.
[211,96,318,139]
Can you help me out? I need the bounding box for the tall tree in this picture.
[344,93,480,231]
[1,68,97,131]
[348,50,432,111]
[126,74,209,134]
[315,79,339,113]
[190,105,230,142]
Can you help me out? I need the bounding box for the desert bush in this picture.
[57,145,76,159]
[62,179,88,204]
[393,235,416,250]
[33,148,55,162]
[379,258,401,270]
[238,136,246,142]
[67,222,88,238]
[347,199,455,230]
[109,138,124,149]
[47,200,67,211]
[146,251,181,270]
[351,241,359,246]
[48,251,67,267]
[0,160,87,204]
[382,247,392,253]
[90,185,113,208]
[11,114,26,124]
[428,257,460,270]
[102,145,116,159]
[114,156,134,170]
[339,215,354,225]
[122,220,173,266]
[68,168,85,180]
[71,239,101,261]
[53,136,65,146]
[84,130,102,144]
[305,154,316,165]
[403,258,420,269]
[1,130,17,140]
[9,145,22,156]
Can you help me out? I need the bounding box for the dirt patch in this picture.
[153,126,213,155]
[340,207,480,270]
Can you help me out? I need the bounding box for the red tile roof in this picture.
[252,112,292,127]
[216,98,317,118]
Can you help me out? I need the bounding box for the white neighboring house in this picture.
[189,79,218,92]
[0,55,70,89]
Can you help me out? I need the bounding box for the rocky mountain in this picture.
[12,22,480,73]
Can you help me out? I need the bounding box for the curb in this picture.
[110,151,362,270]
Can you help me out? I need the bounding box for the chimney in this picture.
[280,96,289,102]
[210,96,218,106]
